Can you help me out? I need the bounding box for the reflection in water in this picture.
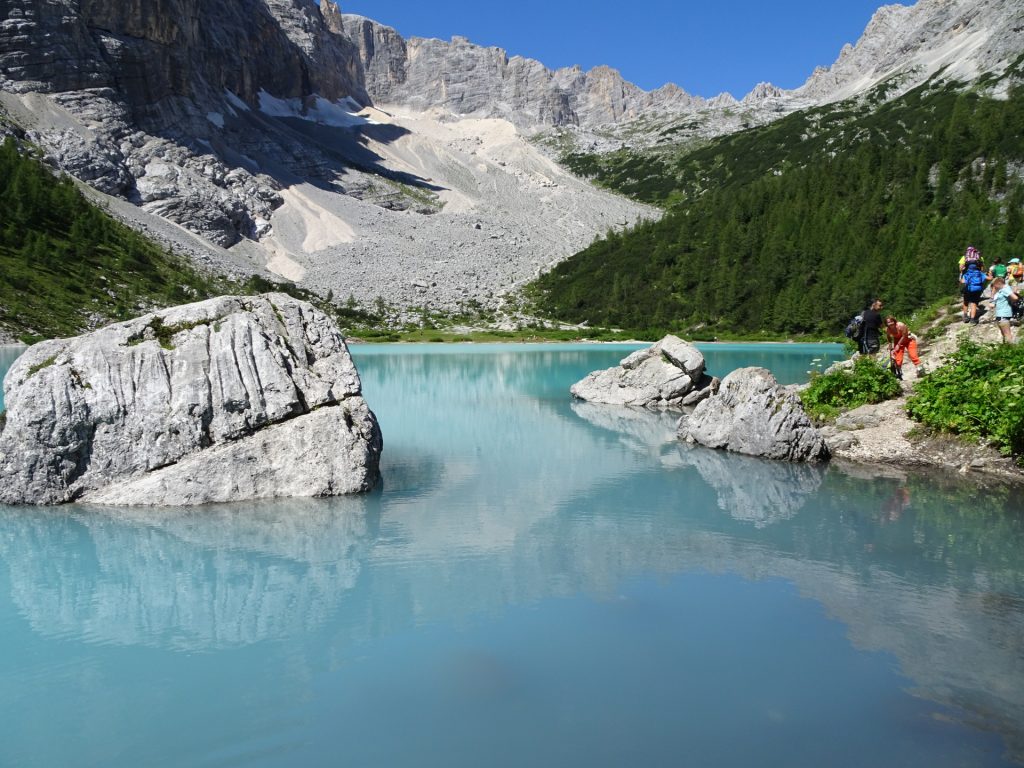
[0,344,1022,767]
[0,499,375,650]
[569,401,826,527]
[674,443,826,526]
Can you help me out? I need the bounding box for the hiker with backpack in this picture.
[959,246,984,320]
[1007,257,1023,287]
[885,316,923,378]
[860,299,884,354]
[961,260,987,324]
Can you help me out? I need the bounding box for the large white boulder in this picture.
[570,335,718,409]
[678,367,829,463]
[0,293,382,505]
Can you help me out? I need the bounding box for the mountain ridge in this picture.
[0,0,1021,336]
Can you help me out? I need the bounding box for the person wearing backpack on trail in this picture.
[961,260,987,325]
[885,316,923,378]
[860,299,884,354]
[991,277,1021,344]
[959,246,984,321]
[1007,258,1023,287]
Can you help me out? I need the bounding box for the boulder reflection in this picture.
[0,498,376,650]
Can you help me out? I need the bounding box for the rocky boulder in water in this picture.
[677,367,829,462]
[570,335,719,409]
[0,293,382,505]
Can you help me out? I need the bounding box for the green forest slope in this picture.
[531,72,1024,337]
[0,136,380,342]
[0,136,232,342]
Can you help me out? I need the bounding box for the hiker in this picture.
[961,260,987,324]
[1008,257,1023,287]
[860,299,884,354]
[885,316,922,378]
[959,245,984,276]
[991,277,1020,344]
[988,256,1009,282]
[959,246,984,319]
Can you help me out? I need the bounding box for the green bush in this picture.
[906,340,1024,461]
[800,356,903,422]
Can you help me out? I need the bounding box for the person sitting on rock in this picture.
[884,316,922,378]
[991,277,1020,344]
[961,260,987,325]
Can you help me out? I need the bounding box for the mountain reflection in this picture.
[2,464,1022,756]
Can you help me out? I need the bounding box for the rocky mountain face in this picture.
[344,0,1023,151]
[342,13,717,131]
[0,0,654,319]
[0,0,368,246]
[796,0,1024,103]
[0,0,1020,321]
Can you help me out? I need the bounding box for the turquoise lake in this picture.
[2,342,1024,767]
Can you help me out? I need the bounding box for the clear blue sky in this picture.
[337,0,905,98]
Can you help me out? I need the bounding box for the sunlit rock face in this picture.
[0,293,382,505]
[0,0,367,246]
[570,335,718,409]
[678,367,830,463]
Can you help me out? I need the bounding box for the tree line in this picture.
[534,77,1024,337]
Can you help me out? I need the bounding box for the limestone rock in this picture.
[570,335,716,409]
[0,293,382,505]
[340,14,704,131]
[678,367,829,462]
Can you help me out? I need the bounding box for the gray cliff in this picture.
[0,293,382,505]
[341,14,707,131]
[342,0,1023,141]
[0,0,368,246]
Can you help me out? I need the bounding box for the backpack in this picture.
[844,312,864,339]
[963,267,986,292]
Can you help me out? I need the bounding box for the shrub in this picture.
[800,356,902,422]
[906,340,1024,461]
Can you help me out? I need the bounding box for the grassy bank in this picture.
[907,339,1024,463]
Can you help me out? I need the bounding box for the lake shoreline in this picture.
[818,307,1024,486]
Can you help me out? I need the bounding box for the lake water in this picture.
[2,342,1024,768]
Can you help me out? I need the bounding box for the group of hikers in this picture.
[959,246,1023,344]
[848,245,1021,378]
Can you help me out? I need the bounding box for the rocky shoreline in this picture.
[818,310,1024,485]
[572,326,1024,485]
